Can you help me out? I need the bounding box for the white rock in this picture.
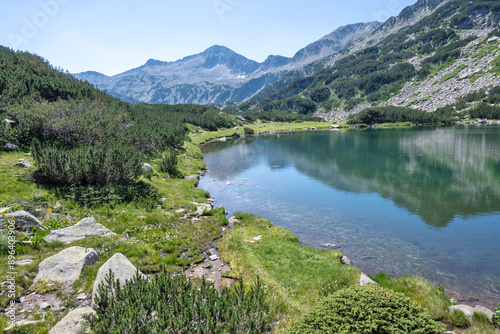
[449,304,474,318]
[44,217,115,244]
[33,247,99,285]
[359,272,378,286]
[49,307,95,334]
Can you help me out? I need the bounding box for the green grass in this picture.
[474,41,500,61]
[405,95,431,107]
[439,64,468,84]
[189,121,329,145]
[218,213,359,332]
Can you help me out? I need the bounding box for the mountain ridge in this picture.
[73,22,381,104]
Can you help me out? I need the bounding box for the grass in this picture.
[439,64,468,84]
[189,121,329,145]
[217,213,360,332]
[405,95,431,107]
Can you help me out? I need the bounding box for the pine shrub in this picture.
[286,284,445,334]
[31,139,142,186]
[158,150,178,176]
[86,271,272,334]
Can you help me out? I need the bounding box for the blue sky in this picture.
[0,0,417,76]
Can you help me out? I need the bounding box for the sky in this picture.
[0,0,417,76]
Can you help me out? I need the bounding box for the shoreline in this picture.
[194,124,500,312]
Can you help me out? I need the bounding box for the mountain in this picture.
[74,22,380,104]
[241,0,500,121]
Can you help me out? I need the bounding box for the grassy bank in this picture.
[1,125,499,333]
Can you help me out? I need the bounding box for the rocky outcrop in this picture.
[49,307,95,334]
[0,210,45,232]
[44,217,115,244]
[33,247,99,284]
[448,304,495,320]
[92,253,147,303]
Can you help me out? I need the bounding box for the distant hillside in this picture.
[73,22,380,105]
[0,46,110,107]
[240,0,500,121]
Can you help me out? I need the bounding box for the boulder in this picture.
[359,272,378,286]
[44,217,115,244]
[473,305,494,319]
[0,210,45,232]
[142,163,153,173]
[33,247,99,284]
[92,253,147,303]
[231,132,241,138]
[448,304,474,318]
[49,307,95,334]
[4,143,19,151]
[340,255,352,266]
[3,320,42,332]
[13,160,32,168]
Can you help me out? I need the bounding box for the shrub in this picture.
[243,127,255,135]
[0,232,8,255]
[86,271,272,334]
[447,309,470,328]
[31,139,142,187]
[286,285,445,334]
[158,150,178,176]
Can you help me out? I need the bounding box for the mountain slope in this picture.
[241,0,500,121]
[74,22,380,105]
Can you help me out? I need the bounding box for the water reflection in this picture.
[202,127,500,228]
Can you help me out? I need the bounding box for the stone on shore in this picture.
[49,307,95,334]
[0,210,45,232]
[44,217,115,244]
[33,247,99,285]
[340,255,352,266]
[473,305,494,319]
[3,320,42,332]
[92,253,147,303]
[359,272,378,286]
[448,304,474,318]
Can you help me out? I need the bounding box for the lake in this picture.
[199,125,500,306]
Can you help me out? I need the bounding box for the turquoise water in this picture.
[199,126,500,305]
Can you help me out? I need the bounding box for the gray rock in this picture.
[448,304,474,318]
[3,320,42,332]
[76,293,87,301]
[209,255,218,261]
[92,253,147,304]
[33,247,99,285]
[185,175,198,180]
[359,272,378,286]
[0,210,45,232]
[4,143,19,151]
[473,305,494,319]
[142,163,153,173]
[219,137,227,142]
[228,216,240,225]
[13,160,32,168]
[44,217,115,244]
[340,255,352,266]
[231,132,241,138]
[16,259,34,266]
[49,307,95,334]
[39,302,50,309]
[237,115,247,122]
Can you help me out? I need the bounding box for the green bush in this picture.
[286,285,445,334]
[158,150,178,176]
[243,127,255,135]
[86,271,271,334]
[31,139,142,187]
[447,309,470,328]
[0,232,8,255]
[494,303,500,328]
